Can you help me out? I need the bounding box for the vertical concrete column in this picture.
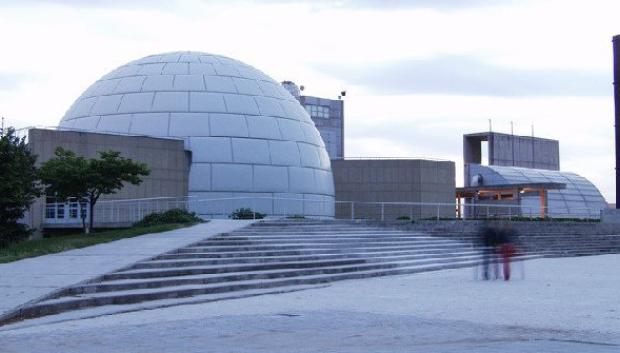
[613,35,620,208]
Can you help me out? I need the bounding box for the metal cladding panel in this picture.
[59,51,335,217]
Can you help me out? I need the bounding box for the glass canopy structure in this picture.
[464,164,607,218]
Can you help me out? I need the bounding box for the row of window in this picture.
[304,104,330,119]
[45,202,86,219]
[45,197,87,219]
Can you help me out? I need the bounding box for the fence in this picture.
[42,196,605,228]
[43,197,194,227]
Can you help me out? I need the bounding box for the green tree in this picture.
[0,128,40,247]
[39,148,150,233]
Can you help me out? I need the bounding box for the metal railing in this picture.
[331,156,450,162]
[42,196,605,228]
[334,201,602,221]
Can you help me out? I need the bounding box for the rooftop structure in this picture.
[464,131,559,171]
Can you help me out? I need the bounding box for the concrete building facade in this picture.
[26,128,189,230]
[332,159,456,219]
[299,95,344,160]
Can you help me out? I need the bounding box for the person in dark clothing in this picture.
[478,223,499,280]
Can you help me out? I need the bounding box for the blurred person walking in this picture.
[478,222,499,280]
[497,223,518,281]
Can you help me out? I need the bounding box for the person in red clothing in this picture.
[497,223,518,280]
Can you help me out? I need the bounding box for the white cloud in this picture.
[0,0,617,201]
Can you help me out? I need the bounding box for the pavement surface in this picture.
[1,254,618,353]
[0,220,255,319]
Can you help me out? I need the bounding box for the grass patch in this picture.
[0,222,199,264]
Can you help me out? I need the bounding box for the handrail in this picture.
[42,196,604,226]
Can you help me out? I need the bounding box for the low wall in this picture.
[368,219,620,236]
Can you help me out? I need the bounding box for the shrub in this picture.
[230,208,265,220]
[286,215,306,219]
[0,223,32,249]
[396,216,411,221]
[134,208,203,227]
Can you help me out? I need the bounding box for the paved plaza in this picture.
[1,253,618,353]
[0,220,255,319]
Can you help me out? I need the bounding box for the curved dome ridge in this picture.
[58,51,334,217]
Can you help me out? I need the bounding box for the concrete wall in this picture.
[26,128,189,231]
[300,96,344,159]
[463,132,559,172]
[371,219,620,236]
[332,159,455,220]
[490,133,559,170]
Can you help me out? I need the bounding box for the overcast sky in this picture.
[0,0,618,201]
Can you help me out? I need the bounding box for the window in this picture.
[69,202,79,218]
[57,204,65,219]
[304,104,330,119]
[45,205,56,219]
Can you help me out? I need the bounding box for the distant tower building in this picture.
[281,81,344,159]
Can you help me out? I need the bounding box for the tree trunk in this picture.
[80,200,88,234]
[88,200,95,234]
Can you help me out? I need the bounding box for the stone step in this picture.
[201,235,447,242]
[175,243,472,254]
[153,246,477,260]
[190,238,461,247]
[106,258,370,280]
[5,284,326,328]
[60,253,498,296]
[142,249,482,268]
[25,256,531,320]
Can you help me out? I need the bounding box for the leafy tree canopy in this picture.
[0,128,40,246]
[39,148,150,232]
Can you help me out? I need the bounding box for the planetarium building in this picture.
[52,51,335,218]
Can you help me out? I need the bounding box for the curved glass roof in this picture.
[471,165,607,218]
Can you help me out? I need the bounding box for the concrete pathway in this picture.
[0,220,254,319]
[1,255,618,352]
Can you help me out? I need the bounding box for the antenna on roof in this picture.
[532,123,535,168]
[488,118,492,132]
[511,121,515,166]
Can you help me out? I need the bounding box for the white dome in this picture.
[60,51,334,217]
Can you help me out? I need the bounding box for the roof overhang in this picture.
[456,182,566,198]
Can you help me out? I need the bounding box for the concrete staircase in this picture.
[3,220,529,325]
[425,231,620,257]
[8,219,618,325]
